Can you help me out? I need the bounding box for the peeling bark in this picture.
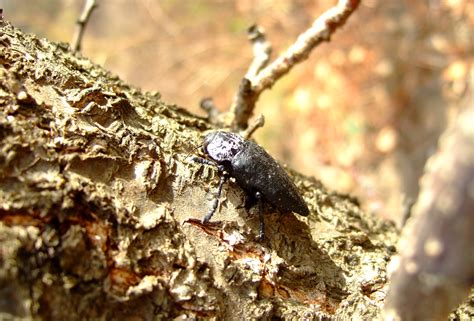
[0,22,470,320]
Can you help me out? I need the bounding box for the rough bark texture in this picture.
[0,22,471,320]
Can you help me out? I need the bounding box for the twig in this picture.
[230,78,255,130]
[72,0,98,52]
[243,114,265,139]
[244,25,272,80]
[200,97,220,123]
[230,26,270,131]
[230,0,361,130]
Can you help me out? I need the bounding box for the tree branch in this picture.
[382,104,474,320]
[230,0,361,130]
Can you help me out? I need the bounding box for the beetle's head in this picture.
[203,131,244,163]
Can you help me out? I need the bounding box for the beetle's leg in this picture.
[254,191,265,240]
[203,173,229,223]
[191,156,225,172]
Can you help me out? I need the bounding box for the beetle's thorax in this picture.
[203,131,245,163]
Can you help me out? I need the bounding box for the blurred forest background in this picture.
[2,0,472,226]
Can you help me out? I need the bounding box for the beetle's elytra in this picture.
[194,131,309,239]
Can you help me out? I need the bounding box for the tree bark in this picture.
[0,22,470,320]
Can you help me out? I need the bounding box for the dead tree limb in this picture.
[0,21,406,320]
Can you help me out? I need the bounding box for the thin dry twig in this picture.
[243,114,265,139]
[230,0,361,130]
[200,97,220,123]
[72,0,98,52]
[244,25,272,80]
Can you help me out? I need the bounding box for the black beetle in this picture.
[193,131,309,239]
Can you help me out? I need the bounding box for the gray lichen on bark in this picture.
[0,22,470,320]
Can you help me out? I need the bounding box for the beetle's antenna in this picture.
[185,140,204,162]
[202,173,229,223]
[191,156,217,168]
